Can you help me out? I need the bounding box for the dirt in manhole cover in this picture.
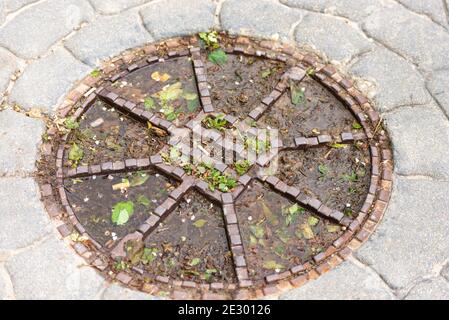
[36,32,394,300]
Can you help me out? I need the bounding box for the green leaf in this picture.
[111,201,134,225]
[249,224,265,239]
[249,235,258,247]
[261,69,272,78]
[301,224,314,239]
[137,195,150,207]
[166,111,179,121]
[130,172,150,187]
[68,143,84,164]
[288,203,300,215]
[290,82,305,106]
[183,92,198,100]
[198,31,219,49]
[144,97,156,110]
[341,171,358,182]
[330,143,346,149]
[187,98,199,112]
[193,219,207,228]
[318,164,329,177]
[284,204,304,226]
[208,49,228,66]
[276,228,291,244]
[90,69,101,77]
[64,118,79,129]
[352,121,362,129]
[327,224,341,233]
[263,260,284,270]
[154,82,183,102]
[235,160,250,175]
[262,201,279,226]
[189,258,201,266]
[308,216,319,226]
[141,247,158,264]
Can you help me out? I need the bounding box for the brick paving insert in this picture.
[36,32,393,300]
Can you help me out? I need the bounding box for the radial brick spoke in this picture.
[263,175,351,227]
[288,131,368,150]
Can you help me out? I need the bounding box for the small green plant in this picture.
[306,67,315,76]
[283,204,305,226]
[208,49,228,66]
[198,162,237,192]
[290,81,305,106]
[90,69,101,77]
[136,194,151,207]
[203,268,218,281]
[244,137,270,155]
[63,117,79,130]
[144,97,156,110]
[234,159,251,175]
[198,31,220,49]
[330,143,346,149]
[203,114,228,131]
[318,164,329,180]
[68,143,84,166]
[113,260,130,271]
[140,247,158,264]
[261,68,273,78]
[352,121,362,130]
[341,170,358,182]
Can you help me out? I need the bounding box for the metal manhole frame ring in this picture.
[37,33,393,300]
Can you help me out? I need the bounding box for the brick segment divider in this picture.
[37,34,393,300]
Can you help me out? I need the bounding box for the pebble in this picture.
[90,117,104,128]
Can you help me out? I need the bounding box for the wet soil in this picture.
[142,190,236,283]
[64,100,166,166]
[275,142,371,215]
[206,54,286,120]
[235,180,343,280]
[259,76,356,144]
[108,57,200,126]
[64,170,177,246]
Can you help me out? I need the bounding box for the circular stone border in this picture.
[36,33,393,300]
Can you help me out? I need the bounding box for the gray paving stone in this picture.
[6,236,104,299]
[427,69,449,116]
[383,106,449,179]
[0,48,20,101]
[295,11,373,62]
[65,10,152,67]
[349,47,432,112]
[102,283,154,300]
[281,260,394,300]
[0,0,94,59]
[140,0,215,41]
[397,0,448,29]
[2,0,38,13]
[0,3,5,25]
[405,277,449,300]
[280,0,383,22]
[442,265,449,281]
[0,110,45,175]
[357,177,449,289]
[362,3,449,71]
[9,47,90,112]
[221,0,305,40]
[0,266,9,299]
[0,177,52,250]
[90,0,149,14]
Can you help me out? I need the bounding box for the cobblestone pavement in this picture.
[0,0,448,300]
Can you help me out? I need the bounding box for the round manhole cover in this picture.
[37,33,393,300]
